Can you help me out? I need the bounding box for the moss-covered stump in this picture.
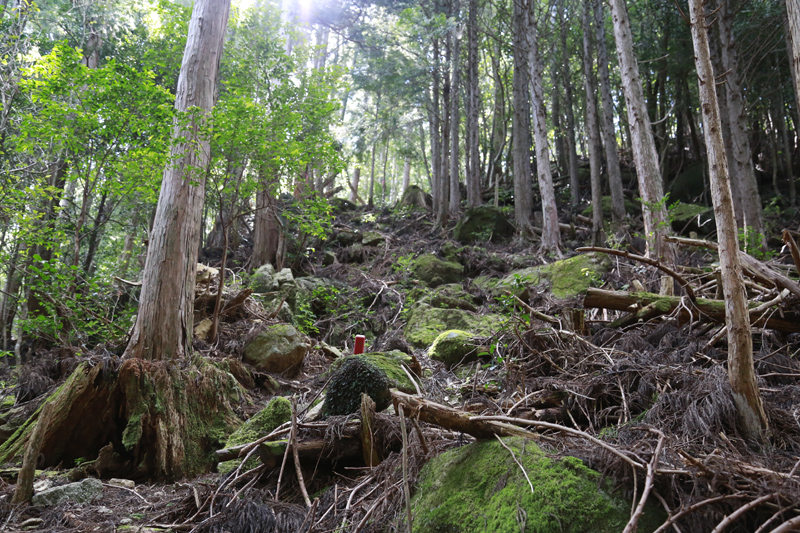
[218,396,291,474]
[454,205,516,244]
[322,357,392,417]
[495,252,611,300]
[412,254,464,288]
[404,303,506,348]
[428,330,484,368]
[410,437,663,532]
[0,360,244,481]
[243,323,309,374]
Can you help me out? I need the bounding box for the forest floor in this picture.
[2,201,800,532]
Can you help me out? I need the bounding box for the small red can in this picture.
[354,335,366,354]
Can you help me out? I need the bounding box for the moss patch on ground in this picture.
[411,437,663,533]
[218,396,291,474]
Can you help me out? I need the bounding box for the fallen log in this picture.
[583,288,800,333]
[390,391,539,440]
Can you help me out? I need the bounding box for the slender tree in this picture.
[465,0,481,207]
[582,0,603,245]
[528,2,560,255]
[608,0,674,263]
[687,0,768,442]
[124,0,232,360]
[512,0,534,236]
[785,0,800,120]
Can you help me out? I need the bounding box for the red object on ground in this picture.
[354,335,366,354]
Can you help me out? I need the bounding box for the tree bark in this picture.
[687,0,768,441]
[528,5,561,255]
[594,0,626,224]
[608,0,674,263]
[512,0,534,235]
[252,168,280,269]
[715,0,765,252]
[582,0,604,245]
[449,9,461,217]
[124,0,231,361]
[559,0,580,207]
[465,0,481,207]
[785,0,800,130]
[401,158,411,197]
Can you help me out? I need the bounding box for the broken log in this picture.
[257,437,362,470]
[583,288,800,333]
[390,391,539,440]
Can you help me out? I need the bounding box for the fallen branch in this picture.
[576,247,696,302]
[583,288,800,333]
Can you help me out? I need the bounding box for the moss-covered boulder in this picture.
[330,352,417,393]
[404,303,505,348]
[243,324,309,374]
[410,284,478,312]
[362,231,385,246]
[410,437,663,533]
[322,356,392,417]
[412,254,464,288]
[497,253,610,300]
[250,263,277,293]
[428,330,484,368]
[218,396,292,474]
[454,205,516,244]
[397,184,431,209]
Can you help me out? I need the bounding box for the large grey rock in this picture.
[251,264,277,293]
[32,478,103,507]
[243,324,309,374]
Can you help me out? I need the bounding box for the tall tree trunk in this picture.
[608,0,674,263]
[401,158,411,196]
[437,29,452,227]
[688,0,767,442]
[487,40,506,201]
[465,0,481,207]
[349,166,361,204]
[716,0,765,252]
[558,0,580,207]
[787,0,800,114]
[81,190,109,278]
[582,0,603,245]
[124,0,231,361]
[449,8,461,217]
[528,6,561,255]
[512,0,534,235]
[594,0,626,224]
[0,240,22,352]
[369,138,377,209]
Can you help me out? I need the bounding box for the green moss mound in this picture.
[322,356,391,417]
[404,304,506,348]
[428,330,480,368]
[330,352,416,393]
[218,396,292,474]
[498,253,610,300]
[411,437,663,533]
[454,205,515,244]
[412,254,464,288]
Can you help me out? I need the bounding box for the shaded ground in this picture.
[2,201,800,532]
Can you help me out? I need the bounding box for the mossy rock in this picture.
[669,202,715,235]
[331,197,357,211]
[322,357,392,417]
[410,284,478,312]
[218,396,292,474]
[497,253,611,300]
[243,324,309,374]
[410,437,664,533]
[404,303,506,348]
[362,231,385,246]
[454,205,516,244]
[250,263,277,293]
[397,184,431,209]
[330,352,416,393]
[582,196,640,218]
[428,330,484,368]
[412,254,464,288]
